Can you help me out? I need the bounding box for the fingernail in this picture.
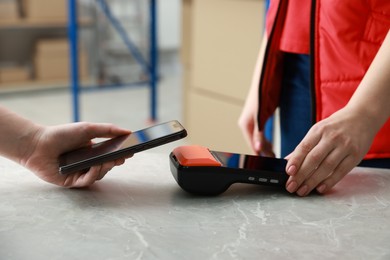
[286,181,298,193]
[317,184,326,194]
[287,165,297,176]
[297,185,308,196]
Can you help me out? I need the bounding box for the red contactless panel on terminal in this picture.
[172,145,222,167]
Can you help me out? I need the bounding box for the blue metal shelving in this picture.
[67,0,158,122]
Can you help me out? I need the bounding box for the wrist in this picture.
[345,102,387,134]
[18,123,44,167]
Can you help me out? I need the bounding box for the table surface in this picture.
[1,152,390,260]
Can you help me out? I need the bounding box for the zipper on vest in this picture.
[309,0,317,126]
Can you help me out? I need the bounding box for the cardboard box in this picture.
[35,53,87,81]
[180,0,192,69]
[182,0,266,153]
[36,39,69,56]
[186,91,252,154]
[0,1,20,23]
[35,54,66,80]
[0,66,30,83]
[190,0,265,102]
[34,39,88,80]
[23,0,67,22]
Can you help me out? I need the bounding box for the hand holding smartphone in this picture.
[59,120,187,175]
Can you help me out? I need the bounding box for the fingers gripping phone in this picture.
[59,120,187,175]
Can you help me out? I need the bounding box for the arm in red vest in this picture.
[285,30,390,196]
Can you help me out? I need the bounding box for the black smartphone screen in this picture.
[59,120,187,174]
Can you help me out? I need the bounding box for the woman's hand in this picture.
[22,122,131,188]
[284,107,377,196]
[238,105,274,157]
[285,30,390,196]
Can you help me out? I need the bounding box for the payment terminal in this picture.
[169,145,289,195]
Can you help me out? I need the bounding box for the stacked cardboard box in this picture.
[182,0,266,154]
[0,0,87,88]
[0,0,68,23]
[0,66,30,84]
[0,0,20,24]
[34,39,87,81]
[22,0,67,23]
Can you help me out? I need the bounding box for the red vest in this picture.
[259,0,390,159]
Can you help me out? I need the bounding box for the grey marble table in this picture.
[1,152,390,260]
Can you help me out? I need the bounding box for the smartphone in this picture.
[59,120,187,175]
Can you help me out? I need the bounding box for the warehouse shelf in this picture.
[0,78,93,94]
[0,18,91,29]
[68,0,159,122]
[0,0,158,123]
